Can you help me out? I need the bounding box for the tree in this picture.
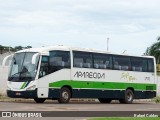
[0,45,3,54]
[25,46,32,49]
[145,37,160,63]
[15,46,23,51]
[27,46,32,48]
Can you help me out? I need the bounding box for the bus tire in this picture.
[58,87,71,103]
[34,98,46,103]
[98,98,112,103]
[120,89,134,104]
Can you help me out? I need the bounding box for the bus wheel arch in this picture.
[61,85,72,97]
[98,98,112,103]
[126,87,134,94]
[58,86,72,103]
[119,88,134,104]
[34,98,46,103]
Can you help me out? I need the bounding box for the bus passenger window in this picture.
[148,59,154,72]
[74,58,83,68]
[73,51,93,68]
[113,56,130,71]
[131,57,147,72]
[49,51,70,73]
[114,61,121,70]
[93,53,112,69]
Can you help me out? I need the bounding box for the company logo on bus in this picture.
[74,71,105,79]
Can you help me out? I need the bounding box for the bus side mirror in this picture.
[2,54,13,67]
[32,53,39,65]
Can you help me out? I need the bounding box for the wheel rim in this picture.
[127,92,132,101]
[62,91,69,101]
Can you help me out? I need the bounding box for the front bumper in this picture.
[7,89,37,98]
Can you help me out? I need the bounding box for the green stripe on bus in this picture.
[20,82,27,89]
[49,80,156,90]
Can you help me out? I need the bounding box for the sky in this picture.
[0,0,160,55]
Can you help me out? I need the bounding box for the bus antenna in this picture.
[122,50,127,54]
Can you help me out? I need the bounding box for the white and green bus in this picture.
[3,45,157,104]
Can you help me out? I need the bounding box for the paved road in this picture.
[0,100,160,111]
[1,100,160,120]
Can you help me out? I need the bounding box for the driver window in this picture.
[39,56,49,78]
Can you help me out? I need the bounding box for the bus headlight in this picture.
[26,85,36,91]
[7,86,11,90]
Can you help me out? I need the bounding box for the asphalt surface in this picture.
[0,100,160,111]
[0,100,160,120]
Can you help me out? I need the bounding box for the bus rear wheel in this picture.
[34,98,46,103]
[58,87,71,103]
[119,89,134,104]
[98,98,112,103]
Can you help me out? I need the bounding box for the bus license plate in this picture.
[16,93,21,95]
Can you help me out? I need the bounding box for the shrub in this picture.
[153,97,160,103]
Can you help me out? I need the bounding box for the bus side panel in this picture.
[37,69,71,98]
[71,89,156,99]
[134,91,156,99]
[71,68,156,99]
[46,68,156,99]
[72,89,125,99]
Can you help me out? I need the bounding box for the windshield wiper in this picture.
[8,71,25,81]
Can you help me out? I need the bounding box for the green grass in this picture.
[153,97,160,103]
[89,118,160,120]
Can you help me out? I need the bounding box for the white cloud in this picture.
[0,0,160,55]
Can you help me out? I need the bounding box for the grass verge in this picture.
[152,97,160,103]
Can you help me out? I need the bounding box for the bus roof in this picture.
[15,45,155,59]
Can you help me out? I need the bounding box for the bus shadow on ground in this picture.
[4,99,154,105]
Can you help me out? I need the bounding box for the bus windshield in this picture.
[8,52,39,82]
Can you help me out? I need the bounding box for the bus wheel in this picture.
[34,98,46,103]
[120,89,134,104]
[58,87,71,103]
[98,98,112,103]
